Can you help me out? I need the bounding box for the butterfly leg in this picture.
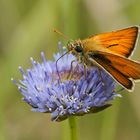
[97,67,107,94]
[67,60,77,80]
[83,63,87,78]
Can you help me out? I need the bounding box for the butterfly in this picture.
[66,26,140,91]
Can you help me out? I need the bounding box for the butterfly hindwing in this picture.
[88,51,140,90]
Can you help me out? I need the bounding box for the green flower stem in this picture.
[69,117,78,140]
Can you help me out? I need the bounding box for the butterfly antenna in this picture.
[53,28,69,40]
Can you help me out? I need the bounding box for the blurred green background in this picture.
[0,0,140,140]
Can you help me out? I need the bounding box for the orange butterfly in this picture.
[66,26,140,91]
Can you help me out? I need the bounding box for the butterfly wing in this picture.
[83,26,138,57]
[88,51,140,90]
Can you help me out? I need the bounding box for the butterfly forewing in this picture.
[83,26,138,57]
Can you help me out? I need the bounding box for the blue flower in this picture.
[13,43,121,121]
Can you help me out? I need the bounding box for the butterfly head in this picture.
[67,40,84,55]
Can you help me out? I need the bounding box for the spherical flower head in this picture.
[13,43,121,122]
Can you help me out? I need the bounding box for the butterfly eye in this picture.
[75,45,83,53]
